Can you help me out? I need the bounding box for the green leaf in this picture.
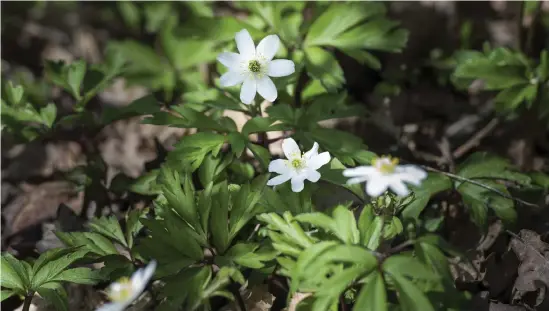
[333,205,361,245]
[101,94,161,124]
[125,208,147,248]
[241,117,290,136]
[5,82,24,105]
[220,243,278,269]
[67,60,87,100]
[354,271,387,311]
[458,182,516,226]
[383,255,439,281]
[494,83,537,111]
[401,173,452,220]
[31,248,89,288]
[117,1,141,31]
[228,132,247,157]
[37,286,68,311]
[1,253,29,291]
[248,143,270,170]
[229,174,269,240]
[457,152,531,184]
[89,216,128,248]
[49,267,102,285]
[168,133,226,172]
[305,3,386,47]
[364,216,384,250]
[304,46,345,92]
[0,290,15,302]
[39,103,57,128]
[55,232,119,257]
[386,272,435,311]
[211,182,230,254]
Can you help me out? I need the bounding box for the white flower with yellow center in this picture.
[96,261,156,311]
[343,156,427,197]
[267,138,331,192]
[217,29,295,105]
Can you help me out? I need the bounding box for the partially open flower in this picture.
[217,29,295,104]
[96,261,157,311]
[267,138,331,192]
[343,156,427,197]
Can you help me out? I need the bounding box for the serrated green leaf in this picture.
[89,216,128,248]
[305,3,386,47]
[211,182,231,254]
[67,60,86,100]
[168,132,226,172]
[227,132,246,157]
[1,253,28,291]
[304,46,345,92]
[354,271,387,311]
[31,248,89,288]
[229,174,269,240]
[125,208,147,248]
[55,231,119,257]
[401,173,452,220]
[49,267,102,285]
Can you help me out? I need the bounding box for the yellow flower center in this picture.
[248,60,261,73]
[290,157,306,170]
[373,156,399,174]
[107,277,133,302]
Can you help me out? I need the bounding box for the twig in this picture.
[387,240,415,256]
[452,118,499,159]
[437,137,455,172]
[421,165,538,208]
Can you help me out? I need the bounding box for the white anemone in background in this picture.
[217,29,295,104]
[267,138,331,193]
[343,156,427,197]
[96,261,157,311]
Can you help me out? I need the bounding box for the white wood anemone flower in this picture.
[343,156,427,197]
[267,138,331,193]
[217,29,295,105]
[96,261,157,311]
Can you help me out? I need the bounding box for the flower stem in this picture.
[22,293,34,311]
[421,165,538,207]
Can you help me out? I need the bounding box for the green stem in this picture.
[421,165,538,207]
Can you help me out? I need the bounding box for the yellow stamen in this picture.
[373,156,399,174]
[248,60,261,73]
[107,276,133,302]
[291,158,305,170]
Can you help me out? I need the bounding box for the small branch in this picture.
[452,118,499,159]
[265,132,293,145]
[421,165,538,208]
[387,240,415,256]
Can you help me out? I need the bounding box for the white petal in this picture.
[308,152,331,170]
[217,52,243,69]
[269,159,289,174]
[256,35,280,61]
[267,174,292,186]
[401,165,428,181]
[291,176,306,192]
[346,176,369,185]
[235,29,255,59]
[389,180,410,197]
[220,71,246,87]
[306,170,321,183]
[304,142,319,159]
[342,166,377,177]
[142,261,157,284]
[95,302,126,311]
[268,59,295,77]
[282,138,301,159]
[256,76,277,102]
[366,179,389,197]
[240,76,257,104]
